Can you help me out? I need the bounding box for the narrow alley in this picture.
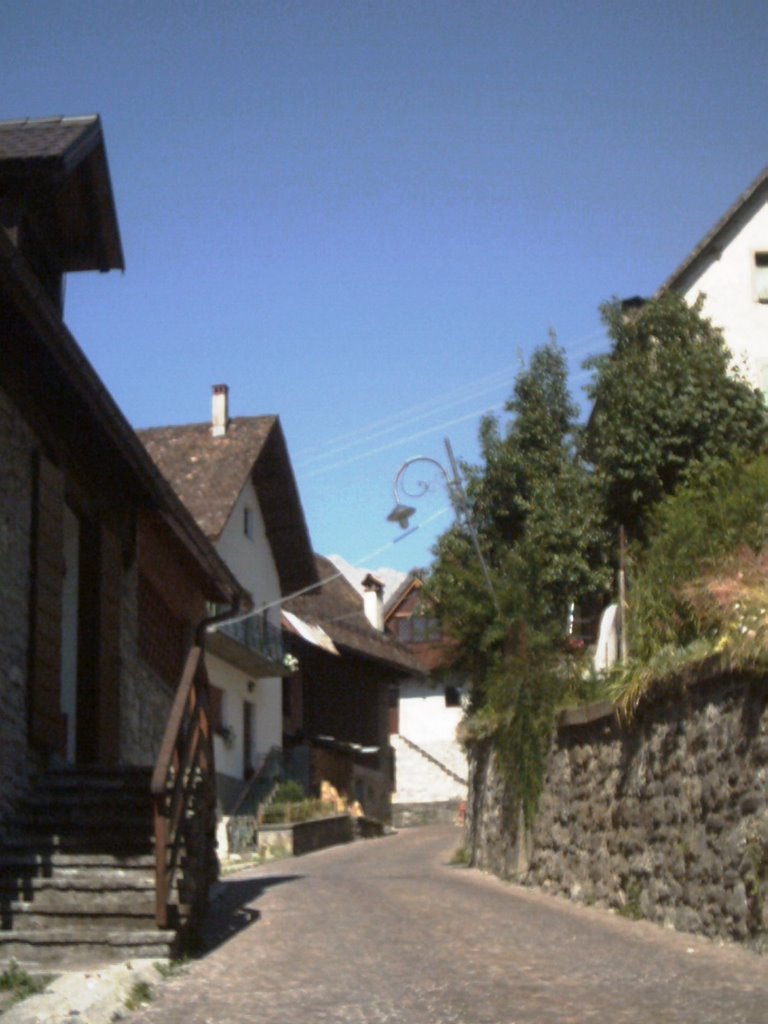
[126,826,768,1024]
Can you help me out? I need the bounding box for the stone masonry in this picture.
[0,385,41,821]
[119,561,175,767]
[468,667,768,947]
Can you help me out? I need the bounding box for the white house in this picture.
[383,575,468,818]
[659,166,768,401]
[139,386,317,813]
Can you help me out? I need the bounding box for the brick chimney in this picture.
[211,384,229,437]
[361,573,385,631]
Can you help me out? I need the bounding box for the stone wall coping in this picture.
[557,699,616,728]
[555,654,745,733]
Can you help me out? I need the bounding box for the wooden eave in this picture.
[0,116,124,273]
[0,231,243,607]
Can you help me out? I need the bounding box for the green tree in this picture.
[585,292,768,543]
[428,339,610,703]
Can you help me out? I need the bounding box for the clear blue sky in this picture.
[3,1,766,575]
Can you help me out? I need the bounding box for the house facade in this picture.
[0,116,246,808]
[659,166,768,401]
[383,575,468,815]
[139,392,318,813]
[0,116,247,963]
[283,556,424,822]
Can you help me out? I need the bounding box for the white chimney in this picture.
[361,573,385,631]
[211,384,229,437]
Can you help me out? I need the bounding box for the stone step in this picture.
[0,927,175,970]
[26,792,152,816]
[10,815,153,839]
[4,908,157,929]
[39,766,153,788]
[0,849,156,873]
[0,875,155,896]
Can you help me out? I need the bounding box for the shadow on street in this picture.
[198,873,302,953]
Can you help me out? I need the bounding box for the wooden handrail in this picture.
[152,644,216,929]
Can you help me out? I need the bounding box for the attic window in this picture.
[755,253,768,303]
[445,686,461,708]
[243,505,254,540]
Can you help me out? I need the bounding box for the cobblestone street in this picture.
[129,826,768,1024]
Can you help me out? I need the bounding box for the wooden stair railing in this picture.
[151,645,216,929]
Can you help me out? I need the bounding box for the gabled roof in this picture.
[384,573,422,618]
[0,115,124,272]
[138,417,317,596]
[284,555,424,675]
[658,166,768,295]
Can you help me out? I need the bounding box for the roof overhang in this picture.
[0,115,124,273]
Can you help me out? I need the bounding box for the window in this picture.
[243,505,254,539]
[395,614,441,643]
[444,686,461,708]
[754,252,768,303]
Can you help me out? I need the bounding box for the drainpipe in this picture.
[194,594,248,647]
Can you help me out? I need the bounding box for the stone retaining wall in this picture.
[393,800,463,828]
[467,669,768,946]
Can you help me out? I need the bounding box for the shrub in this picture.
[271,779,305,804]
[628,454,768,661]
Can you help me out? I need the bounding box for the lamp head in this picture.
[386,503,417,529]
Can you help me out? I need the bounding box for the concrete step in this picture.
[0,927,175,970]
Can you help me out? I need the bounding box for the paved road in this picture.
[130,825,768,1024]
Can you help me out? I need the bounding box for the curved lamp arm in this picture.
[386,438,500,612]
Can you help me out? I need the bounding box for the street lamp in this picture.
[387,438,500,613]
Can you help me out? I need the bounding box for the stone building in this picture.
[0,115,246,965]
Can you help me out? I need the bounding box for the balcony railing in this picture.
[217,612,284,665]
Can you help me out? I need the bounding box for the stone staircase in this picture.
[0,766,176,969]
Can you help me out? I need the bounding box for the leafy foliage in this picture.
[429,341,612,817]
[585,292,768,543]
[627,454,768,661]
[429,339,611,692]
[608,454,768,718]
[0,961,52,1006]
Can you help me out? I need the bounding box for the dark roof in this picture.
[285,555,424,675]
[0,115,124,272]
[138,417,317,596]
[658,166,768,295]
[0,230,245,609]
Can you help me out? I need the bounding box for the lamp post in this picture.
[387,438,500,613]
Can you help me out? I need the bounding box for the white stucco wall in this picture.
[398,680,465,744]
[216,479,282,628]
[677,196,768,399]
[207,653,282,778]
[208,477,285,780]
